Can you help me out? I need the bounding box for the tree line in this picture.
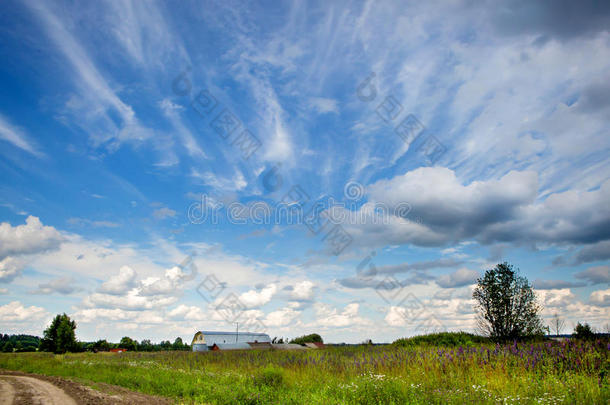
[2,313,190,353]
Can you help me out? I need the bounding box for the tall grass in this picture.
[0,339,608,404]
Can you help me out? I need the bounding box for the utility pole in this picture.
[235,322,239,343]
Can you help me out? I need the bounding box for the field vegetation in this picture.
[0,336,608,404]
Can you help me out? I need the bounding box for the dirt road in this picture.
[0,371,170,405]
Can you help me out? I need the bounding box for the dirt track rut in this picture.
[0,375,77,405]
[0,371,171,405]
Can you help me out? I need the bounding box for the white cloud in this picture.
[167,305,207,321]
[589,288,610,307]
[290,281,316,301]
[239,284,277,308]
[0,216,65,282]
[436,268,479,288]
[0,301,49,322]
[0,216,64,260]
[31,277,81,295]
[24,0,150,149]
[308,97,339,114]
[152,207,177,220]
[537,288,577,308]
[84,290,177,311]
[384,306,408,327]
[0,257,24,283]
[264,306,301,327]
[342,167,610,251]
[139,265,191,296]
[191,170,247,192]
[314,303,370,328]
[73,308,164,324]
[97,266,137,295]
[0,113,42,156]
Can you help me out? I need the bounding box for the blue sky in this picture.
[0,0,609,343]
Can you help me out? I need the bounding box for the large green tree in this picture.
[472,262,544,340]
[40,313,78,353]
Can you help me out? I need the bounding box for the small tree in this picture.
[40,313,77,353]
[119,336,138,351]
[173,337,186,350]
[139,339,153,351]
[573,322,595,339]
[2,341,13,353]
[92,339,110,352]
[472,262,544,340]
[551,313,565,336]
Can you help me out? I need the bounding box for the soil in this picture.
[0,370,171,405]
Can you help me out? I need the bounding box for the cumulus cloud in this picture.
[314,303,370,328]
[436,268,479,288]
[537,288,577,308]
[97,266,137,295]
[288,281,316,301]
[167,305,207,321]
[84,290,177,310]
[239,284,277,308]
[81,263,197,313]
[73,308,164,324]
[265,305,301,327]
[0,301,49,322]
[589,288,610,307]
[345,167,610,250]
[384,306,408,327]
[0,257,25,283]
[139,266,191,296]
[0,216,64,282]
[0,216,64,258]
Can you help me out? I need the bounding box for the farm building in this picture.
[271,343,308,350]
[304,342,325,349]
[191,331,271,352]
[211,343,251,351]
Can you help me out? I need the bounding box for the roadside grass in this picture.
[0,339,608,404]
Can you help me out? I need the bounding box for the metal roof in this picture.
[212,343,251,350]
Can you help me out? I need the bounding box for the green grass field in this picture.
[1,339,608,404]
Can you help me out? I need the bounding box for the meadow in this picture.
[0,339,608,404]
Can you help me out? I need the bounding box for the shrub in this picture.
[253,365,285,388]
[393,332,489,347]
[573,322,595,339]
